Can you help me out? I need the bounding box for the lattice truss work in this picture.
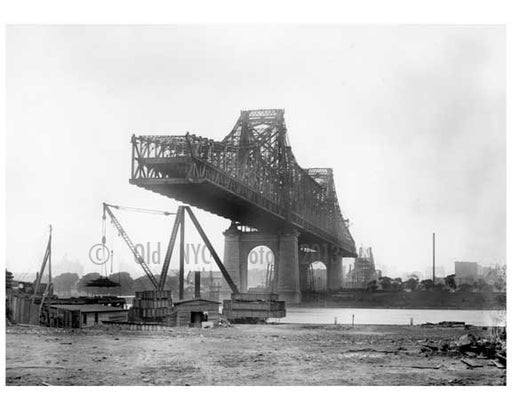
[131,109,355,254]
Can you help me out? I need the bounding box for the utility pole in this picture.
[48,224,52,286]
[179,208,185,300]
[432,232,436,283]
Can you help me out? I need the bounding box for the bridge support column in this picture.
[326,248,343,291]
[223,223,242,292]
[223,224,301,303]
[276,229,301,303]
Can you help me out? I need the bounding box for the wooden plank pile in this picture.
[129,290,173,322]
[102,320,170,331]
[8,292,41,325]
[223,292,286,320]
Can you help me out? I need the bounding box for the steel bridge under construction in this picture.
[130,109,356,302]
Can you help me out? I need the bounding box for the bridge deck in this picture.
[130,156,356,256]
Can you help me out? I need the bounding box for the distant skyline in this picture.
[6,25,506,281]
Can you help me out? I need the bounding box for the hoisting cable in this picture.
[104,203,176,217]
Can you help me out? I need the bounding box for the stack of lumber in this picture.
[129,290,173,322]
[223,292,286,320]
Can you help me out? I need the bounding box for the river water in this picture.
[269,307,506,327]
[121,295,506,327]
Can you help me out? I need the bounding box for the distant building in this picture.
[186,270,223,286]
[454,261,479,285]
[184,270,229,301]
[53,254,84,275]
[344,247,380,289]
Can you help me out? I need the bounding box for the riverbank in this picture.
[291,304,504,310]
[299,290,506,310]
[5,323,506,386]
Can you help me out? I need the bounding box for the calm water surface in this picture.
[269,307,506,327]
[121,295,506,327]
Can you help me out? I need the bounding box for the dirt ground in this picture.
[5,323,506,386]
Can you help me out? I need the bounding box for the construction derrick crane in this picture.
[29,225,52,323]
[102,203,239,295]
[102,203,162,289]
[103,202,284,321]
[32,225,52,298]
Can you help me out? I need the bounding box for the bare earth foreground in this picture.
[6,323,506,386]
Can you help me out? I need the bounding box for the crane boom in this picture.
[32,226,52,302]
[184,206,239,294]
[103,203,159,289]
[101,202,240,294]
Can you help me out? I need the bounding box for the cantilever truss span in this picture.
[130,109,356,257]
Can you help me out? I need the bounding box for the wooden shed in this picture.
[49,304,128,328]
[171,299,221,327]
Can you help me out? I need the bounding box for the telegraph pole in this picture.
[432,232,436,283]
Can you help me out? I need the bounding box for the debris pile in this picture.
[421,321,467,328]
[419,330,506,369]
[215,318,233,328]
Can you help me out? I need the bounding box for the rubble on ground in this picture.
[216,318,233,328]
[419,328,506,368]
[421,321,467,328]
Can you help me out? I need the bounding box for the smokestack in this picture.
[432,232,436,283]
[194,270,201,299]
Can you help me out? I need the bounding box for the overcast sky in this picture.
[6,25,506,280]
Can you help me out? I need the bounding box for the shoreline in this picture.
[287,304,506,311]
